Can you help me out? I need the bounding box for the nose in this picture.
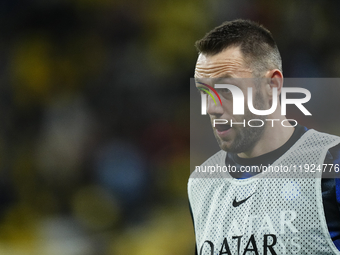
[206,92,224,117]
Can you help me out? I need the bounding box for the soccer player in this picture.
[188,19,340,255]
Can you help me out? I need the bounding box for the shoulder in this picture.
[326,142,340,164]
[305,129,340,139]
[306,129,340,166]
[188,150,228,205]
[200,150,226,167]
[189,150,226,179]
[299,129,340,148]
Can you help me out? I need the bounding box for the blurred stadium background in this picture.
[0,0,340,254]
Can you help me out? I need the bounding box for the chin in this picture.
[217,137,250,154]
[217,139,234,152]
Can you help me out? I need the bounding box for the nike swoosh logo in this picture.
[232,192,256,207]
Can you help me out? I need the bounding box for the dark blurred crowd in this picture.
[0,0,340,254]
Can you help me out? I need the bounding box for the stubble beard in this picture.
[214,90,267,154]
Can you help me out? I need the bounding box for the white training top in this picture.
[188,130,340,255]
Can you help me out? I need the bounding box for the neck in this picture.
[237,115,294,158]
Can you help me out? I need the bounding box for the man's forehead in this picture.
[194,77,261,90]
[194,47,252,78]
[195,77,234,84]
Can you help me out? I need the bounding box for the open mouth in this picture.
[215,124,231,133]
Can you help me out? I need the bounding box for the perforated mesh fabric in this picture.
[188,130,340,254]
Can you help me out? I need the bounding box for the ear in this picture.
[264,69,283,96]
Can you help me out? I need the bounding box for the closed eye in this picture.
[217,88,231,93]
[216,88,231,98]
